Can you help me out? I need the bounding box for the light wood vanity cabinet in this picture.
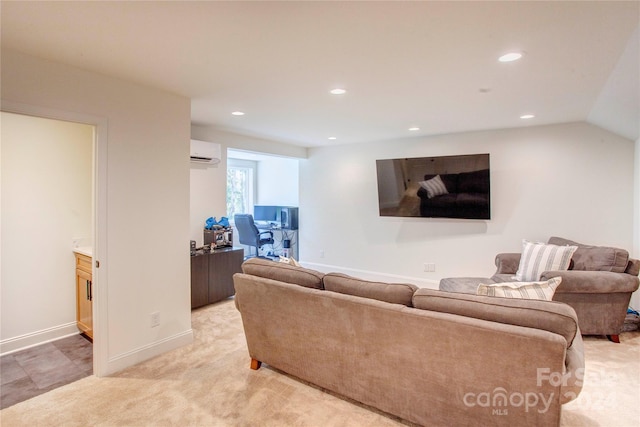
[75,252,93,339]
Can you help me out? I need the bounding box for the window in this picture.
[226,159,256,220]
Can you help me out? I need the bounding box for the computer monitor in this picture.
[253,205,278,223]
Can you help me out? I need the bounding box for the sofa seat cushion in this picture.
[455,193,488,206]
[413,288,579,346]
[491,273,517,283]
[548,236,629,273]
[323,273,418,306]
[241,258,324,289]
[423,193,457,207]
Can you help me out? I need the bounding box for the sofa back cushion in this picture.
[323,273,418,306]
[457,169,490,193]
[627,259,640,276]
[548,236,629,273]
[241,258,324,289]
[412,288,578,346]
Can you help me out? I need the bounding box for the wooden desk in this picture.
[190,247,243,309]
[256,227,299,260]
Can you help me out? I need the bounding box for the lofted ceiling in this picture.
[1,1,638,146]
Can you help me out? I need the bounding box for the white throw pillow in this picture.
[278,255,300,267]
[477,277,562,301]
[515,240,577,281]
[419,175,449,199]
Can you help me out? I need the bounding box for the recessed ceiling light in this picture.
[520,114,535,119]
[231,111,245,116]
[330,88,346,95]
[409,127,420,131]
[328,136,337,140]
[498,52,523,62]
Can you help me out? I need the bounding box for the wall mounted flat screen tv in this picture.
[376,153,490,220]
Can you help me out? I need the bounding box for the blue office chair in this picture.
[234,214,274,258]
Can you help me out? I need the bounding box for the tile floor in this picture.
[0,334,93,409]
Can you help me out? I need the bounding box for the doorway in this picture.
[0,112,95,405]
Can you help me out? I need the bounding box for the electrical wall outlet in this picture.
[424,263,436,272]
[150,311,160,328]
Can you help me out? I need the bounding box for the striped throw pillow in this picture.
[419,175,449,199]
[477,277,562,301]
[515,240,577,281]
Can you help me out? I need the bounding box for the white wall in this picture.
[256,156,299,207]
[1,113,93,348]
[190,161,226,247]
[1,49,192,375]
[300,122,636,287]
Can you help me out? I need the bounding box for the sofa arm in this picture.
[494,253,521,275]
[540,270,640,294]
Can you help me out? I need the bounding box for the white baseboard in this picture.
[103,329,194,376]
[2,324,196,375]
[301,262,439,289]
[0,322,80,356]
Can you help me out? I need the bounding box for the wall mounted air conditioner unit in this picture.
[190,139,221,165]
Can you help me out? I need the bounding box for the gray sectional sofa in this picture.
[233,258,584,427]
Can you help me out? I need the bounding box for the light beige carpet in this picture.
[1,299,639,426]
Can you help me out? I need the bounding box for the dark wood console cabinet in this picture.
[190,247,244,309]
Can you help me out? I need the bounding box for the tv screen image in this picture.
[376,153,490,220]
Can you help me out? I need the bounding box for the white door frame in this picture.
[1,100,109,377]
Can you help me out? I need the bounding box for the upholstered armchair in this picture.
[493,237,640,342]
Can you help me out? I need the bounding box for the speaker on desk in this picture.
[280,207,298,230]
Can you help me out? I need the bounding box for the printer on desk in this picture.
[204,227,233,249]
